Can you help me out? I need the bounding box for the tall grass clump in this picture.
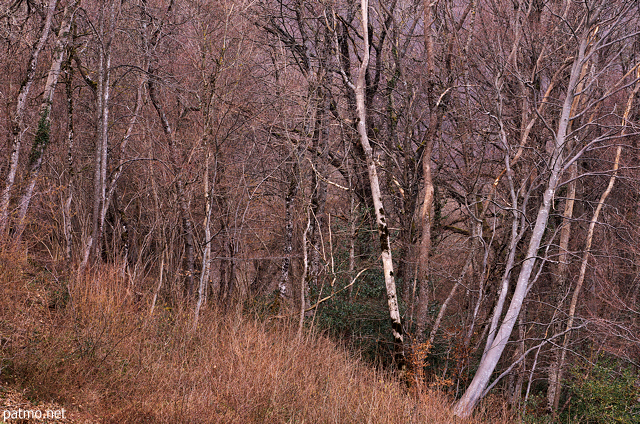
[0,252,511,423]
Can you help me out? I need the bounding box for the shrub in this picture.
[561,358,640,424]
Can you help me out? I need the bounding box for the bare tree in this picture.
[14,0,79,241]
[347,0,403,347]
[454,2,640,416]
[0,0,58,239]
[78,0,120,275]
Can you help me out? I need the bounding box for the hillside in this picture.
[0,253,511,423]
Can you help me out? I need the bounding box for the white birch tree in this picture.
[351,0,403,346]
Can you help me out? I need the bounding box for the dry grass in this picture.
[0,252,514,423]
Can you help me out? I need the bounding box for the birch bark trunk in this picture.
[62,53,75,265]
[194,151,215,330]
[353,0,403,347]
[279,161,299,303]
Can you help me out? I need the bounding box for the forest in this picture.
[1,0,640,422]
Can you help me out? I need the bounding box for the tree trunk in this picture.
[148,71,196,299]
[415,0,444,340]
[79,0,118,277]
[353,0,403,348]
[0,0,57,239]
[14,0,79,241]
[453,29,590,418]
[194,150,216,330]
[298,208,312,337]
[508,301,527,408]
[549,71,638,417]
[546,142,578,414]
[309,85,328,291]
[348,179,357,300]
[279,161,299,303]
[62,53,75,266]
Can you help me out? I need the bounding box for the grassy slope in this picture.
[0,252,511,423]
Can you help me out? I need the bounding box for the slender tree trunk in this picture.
[148,70,196,299]
[551,145,621,415]
[482,183,525,362]
[194,151,215,330]
[348,180,357,300]
[79,1,117,276]
[14,0,79,241]
[279,161,299,303]
[353,0,403,348]
[223,239,236,307]
[298,209,311,337]
[414,0,438,339]
[546,157,577,412]
[549,71,639,417]
[453,29,590,418]
[63,53,75,265]
[96,6,114,265]
[508,301,527,407]
[149,252,165,318]
[309,85,328,291]
[0,0,57,239]
[415,142,434,339]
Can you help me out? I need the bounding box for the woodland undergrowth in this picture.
[0,249,513,423]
